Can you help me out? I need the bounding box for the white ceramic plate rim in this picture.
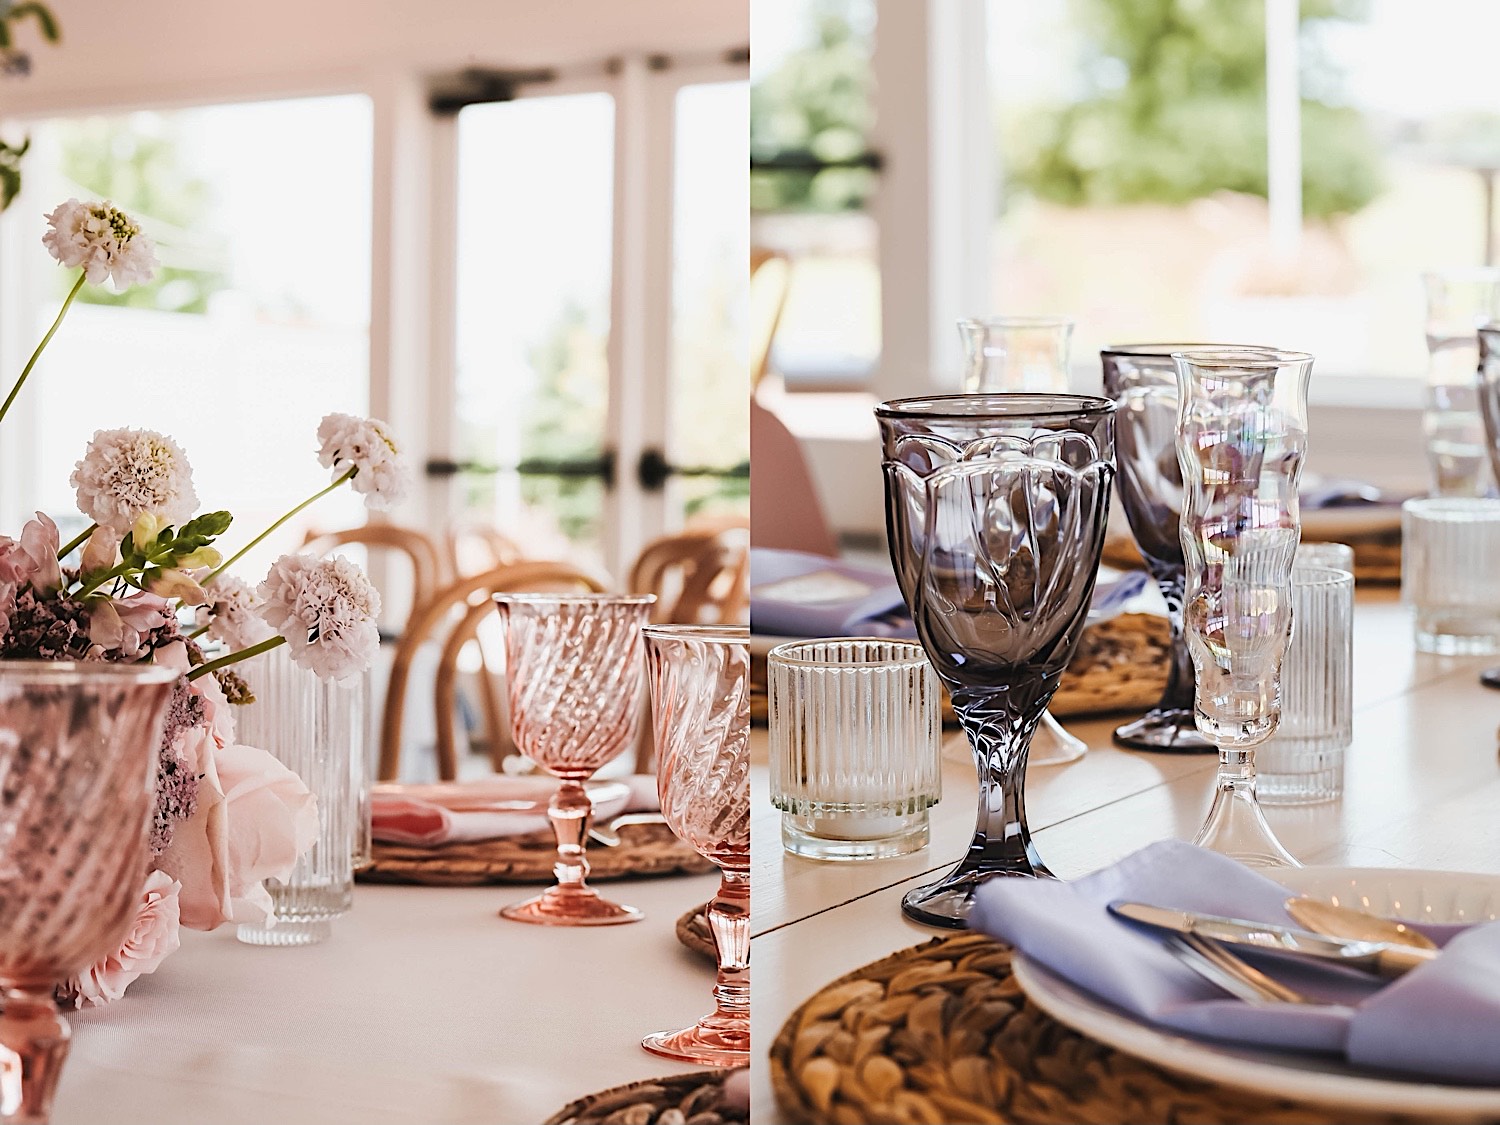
[1011,865,1500,1120]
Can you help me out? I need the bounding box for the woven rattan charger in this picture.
[770,932,1462,1125]
[544,1069,748,1125]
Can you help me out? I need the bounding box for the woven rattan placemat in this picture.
[1104,533,1401,585]
[677,903,715,961]
[770,932,1460,1125]
[544,1069,748,1125]
[358,823,714,886]
[752,612,1170,726]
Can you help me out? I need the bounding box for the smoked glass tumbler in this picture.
[0,661,177,1124]
[1101,343,1262,754]
[1173,348,1314,868]
[641,625,750,1067]
[768,638,941,860]
[878,394,1115,927]
[493,593,655,926]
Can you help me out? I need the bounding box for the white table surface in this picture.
[58,872,720,1124]
[748,588,1500,1123]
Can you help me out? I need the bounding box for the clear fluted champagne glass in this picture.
[958,315,1090,766]
[1174,348,1314,868]
[878,395,1115,927]
[1101,344,1261,753]
[493,593,655,926]
[0,662,178,1124]
[641,625,750,1067]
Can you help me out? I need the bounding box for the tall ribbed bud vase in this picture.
[235,645,368,947]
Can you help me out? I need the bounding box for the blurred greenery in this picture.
[55,118,227,312]
[0,1,62,210]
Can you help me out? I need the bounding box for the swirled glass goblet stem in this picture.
[0,661,178,1124]
[1174,348,1314,868]
[640,625,750,1067]
[878,394,1116,928]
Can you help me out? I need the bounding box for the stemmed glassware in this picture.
[958,315,1090,766]
[878,394,1115,927]
[1474,324,1500,690]
[0,661,178,1124]
[1174,348,1314,868]
[640,625,750,1067]
[493,593,655,926]
[1101,343,1260,753]
[1422,268,1499,497]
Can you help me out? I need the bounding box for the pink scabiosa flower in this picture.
[256,553,381,684]
[71,427,199,534]
[42,198,158,290]
[194,573,273,651]
[316,412,410,510]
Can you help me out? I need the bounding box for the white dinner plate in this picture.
[1012,865,1500,1121]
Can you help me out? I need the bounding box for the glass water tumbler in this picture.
[1402,497,1500,655]
[1422,268,1500,497]
[1257,565,1354,805]
[768,638,941,861]
[236,645,369,946]
[959,316,1074,393]
[1295,541,1354,576]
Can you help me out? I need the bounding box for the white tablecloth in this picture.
[58,875,719,1124]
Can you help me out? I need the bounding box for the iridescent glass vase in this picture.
[1174,348,1314,868]
[493,593,655,926]
[640,625,749,1067]
[878,394,1115,927]
[1101,343,1262,754]
[0,661,177,1123]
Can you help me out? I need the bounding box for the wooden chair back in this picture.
[629,523,750,626]
[751,247,792,392]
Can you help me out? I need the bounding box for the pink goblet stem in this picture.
[0,986,70,1124]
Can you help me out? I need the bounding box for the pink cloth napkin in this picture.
[371,775,659,846]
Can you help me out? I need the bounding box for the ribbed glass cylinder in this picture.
[768,638,940,861]
[1402,498,1500,654]
[1258,566,1354,805]
[235,645,368,946]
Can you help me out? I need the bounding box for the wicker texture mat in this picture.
[1104,533,1401,585]
[544,1069,748,1125]
[770,933,1468,1125]
[753,613,1171,726]
[677,903,715,961]
[358,823,714,886]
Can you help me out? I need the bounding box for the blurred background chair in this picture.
[630,519,750,626]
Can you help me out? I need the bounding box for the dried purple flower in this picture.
[149,675,204,855]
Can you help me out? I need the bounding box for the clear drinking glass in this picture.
[1401,498,1500,655]
[640,625,750,1068]
[1174,348,1314,868]
[236,645,368,946]
[0,661,177,1123]
[494,593,654,926]
[1422,268,1500,497]
[768,638,941,860]
[1101,343,1263,754]
[1296,541,1354,575]
[1257,565,1354,805]
[878,393,1115,927]
[960,315,1089,766]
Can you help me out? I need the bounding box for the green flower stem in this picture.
[186,634,285,682]
[74,561,130,599]
[185,624,209,640]
[204,468,355,586]
[0,272,85,427]
[56,522,98,560]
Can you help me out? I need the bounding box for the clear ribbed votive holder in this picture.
[768,638,941,861]
[1296,541,1354,576]
[1402,498,1500,654]
[1257,565,1354,805]
[235,645,369,946]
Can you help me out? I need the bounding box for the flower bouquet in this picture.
[0,199,410,1004]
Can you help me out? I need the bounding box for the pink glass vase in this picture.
[640,625,750,1067]
[0,661,178,1123]
[493,594,655,926]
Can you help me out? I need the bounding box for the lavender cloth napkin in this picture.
[970,839,1500,1084]
[750,548,1150,638]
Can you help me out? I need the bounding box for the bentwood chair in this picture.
[629,521,750,626]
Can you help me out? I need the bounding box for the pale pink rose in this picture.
[87,591,172,658]
[67,871,181,1007]
[155,727,318,931]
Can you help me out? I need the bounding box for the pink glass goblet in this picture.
[640,625,750,1068]
[493,594,655,926]
[0,661,178,1124]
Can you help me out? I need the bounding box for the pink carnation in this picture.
[0,512,63,639]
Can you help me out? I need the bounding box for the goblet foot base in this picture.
[1192,787,1301,869]
[1112,709,1216,754]
[0,985,71,1124]
[1480,666,1500,690]
[236,918,337,947]
[1030,712,1087,766]
[500,885,642,926]
[901,852,1054,930]
[641,1019,749,1068]
[780,811,928,862]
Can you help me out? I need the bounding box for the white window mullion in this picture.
[1266,0,1303,260]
